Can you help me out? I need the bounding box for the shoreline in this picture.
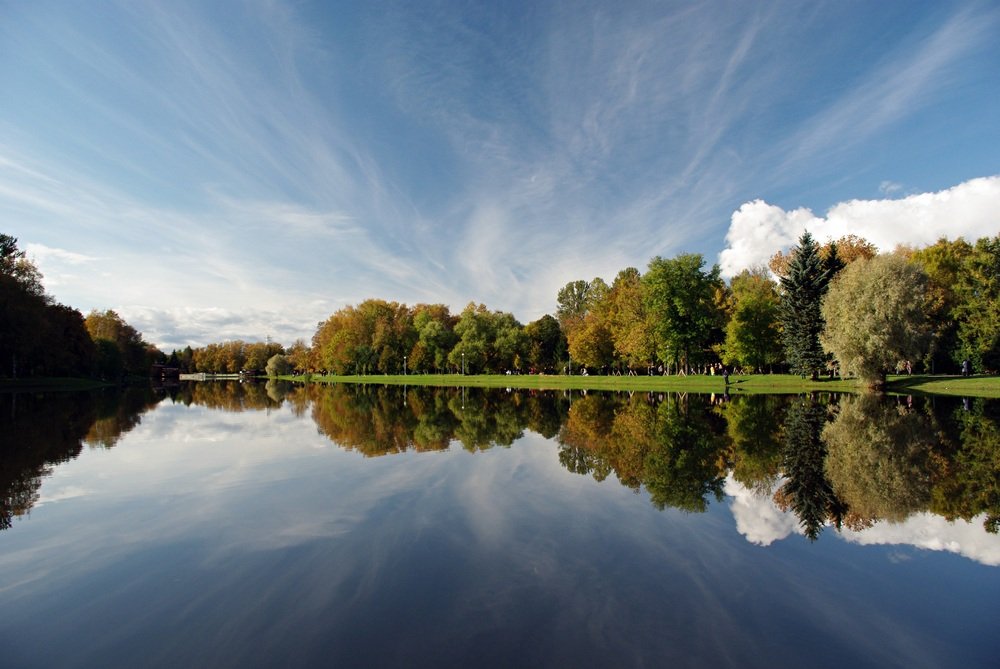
[3,373,997,398]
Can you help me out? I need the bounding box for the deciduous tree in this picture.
[821,254,931,389]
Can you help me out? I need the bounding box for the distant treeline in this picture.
[4,230,998,384]
[179,232,1000,388]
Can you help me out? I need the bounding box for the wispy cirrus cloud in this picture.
[3,0,998,346]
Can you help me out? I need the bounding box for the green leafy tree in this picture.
[821,254,931,389]
[607,267,654,370]
[910,237,974,372]
[0,233,45,297]
[779,232,831,379]
[411,304,457,373]
[722,267,782,372]
[491,311,526,372]
[556,278,609,335]
[952,235,1000,372]
[84,309,153,375]
[643,253,723,373]
[448,303,494,373]
[567,313,614,370]
[265,353,293,377]
[523,314,566,373]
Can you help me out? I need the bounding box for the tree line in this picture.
[228,231,994,389]
[4,229,998,386]
[0,234,162,380]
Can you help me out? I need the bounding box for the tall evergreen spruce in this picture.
[780,232,831,379]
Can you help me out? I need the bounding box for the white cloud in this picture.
[725,476,1000,566]
[24,243,98,266]
[718,175,1000,277]
[841,513,1000,567]
[725,475,801,546]
[879,180,903,196]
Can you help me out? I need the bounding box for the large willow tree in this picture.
[821,254,931,389]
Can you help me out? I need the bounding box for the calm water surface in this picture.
[1,383,998,668]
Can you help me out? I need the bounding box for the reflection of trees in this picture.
[85,387,162,448]
[174,381,286,412]
[931,399,1000,533]
[8,379,998,541]
[775,395,845,540]
[558,392,729,513]
[0,389,160,530]
[306,385,555,456]
[824,395,941,524]
[718,395,786,496]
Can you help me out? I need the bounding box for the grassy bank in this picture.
[8,373,997,397]
[288,372,1000,398]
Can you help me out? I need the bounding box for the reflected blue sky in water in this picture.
[2,399,999,668]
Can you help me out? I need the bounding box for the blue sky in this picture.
[2,0,998,350]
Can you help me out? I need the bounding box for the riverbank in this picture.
[6,373,997,397]
[288,372,1000,398]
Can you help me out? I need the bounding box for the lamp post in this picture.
[462,352,465,375]
[403,355,407,376]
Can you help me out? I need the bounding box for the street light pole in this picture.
[462,352,465,375]
[404,355,407,376]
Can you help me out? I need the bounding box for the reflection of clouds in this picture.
[841,514,1000,567]
[724,475,800,546]
[725,475,1000,566]
[35,485,94,507]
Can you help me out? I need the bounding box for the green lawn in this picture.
[291,372,1000,398]
[6,372,997,397]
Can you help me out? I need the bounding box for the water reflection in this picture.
[0,387,162,529]
[3,382,1000,542]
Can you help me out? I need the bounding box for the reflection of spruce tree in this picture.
[777,396,844,540]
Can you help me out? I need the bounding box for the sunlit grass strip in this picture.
[298,373,856,394]
[288,372,1000,397]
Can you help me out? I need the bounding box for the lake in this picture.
[2,383,999,668]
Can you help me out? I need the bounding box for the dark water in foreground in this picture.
[1,383,999,668]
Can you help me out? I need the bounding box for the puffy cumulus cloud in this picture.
[718,176,1000,277]
[840,513,1000,567]
[725,476,1000,566]
[724,475,801,546]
